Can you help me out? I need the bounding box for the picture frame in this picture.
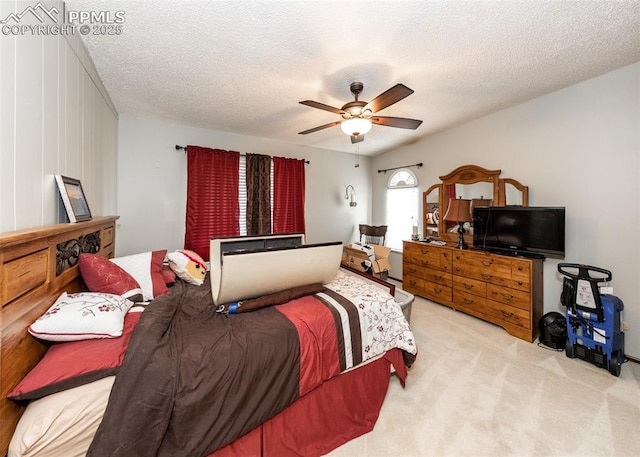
[55,175,92,223]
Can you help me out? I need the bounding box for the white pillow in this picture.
[110,250,168,301]
[28,292,134,342]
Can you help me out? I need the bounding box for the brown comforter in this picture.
[88,277,300,457]
[88,272,416,457]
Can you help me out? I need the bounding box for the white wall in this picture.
[116,115,371,256]
[374,63,640,359]
[0,0,118,232]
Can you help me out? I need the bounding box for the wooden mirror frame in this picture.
[423,164,529,243]
[422,183,442,239]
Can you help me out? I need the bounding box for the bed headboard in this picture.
[0,216,119,456]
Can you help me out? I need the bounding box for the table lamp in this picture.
[443,197,472,249]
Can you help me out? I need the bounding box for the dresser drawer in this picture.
[424,268,452,287]
[423,283,452,304]
[403,263,424,279]
[453,289,486,314]
[511,259,530,278]
[453,251,510,284]
[453,275,486,297]
[463,264,511,286]
[486,284,530,311]
[403,275,424,294]
[412,248,451,273]
[485,299,531,329]
[510,276,531,292]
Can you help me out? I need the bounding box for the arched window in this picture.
[385,169,419,250]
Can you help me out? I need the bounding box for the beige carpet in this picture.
[327,292,640,457]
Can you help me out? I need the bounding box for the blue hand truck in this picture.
[558,263,625,376]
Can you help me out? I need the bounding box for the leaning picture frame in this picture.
[55,175,92,223]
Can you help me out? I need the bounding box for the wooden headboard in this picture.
[0,216,119,456]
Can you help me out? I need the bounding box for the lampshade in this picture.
[341,118,372,136]
[443,198,472,222]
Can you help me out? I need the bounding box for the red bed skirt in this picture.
[209,348,407,457]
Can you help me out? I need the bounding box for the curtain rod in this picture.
[377,162,423,173]
[175,145,310,164]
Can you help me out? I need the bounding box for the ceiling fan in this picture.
[298,82,423,144]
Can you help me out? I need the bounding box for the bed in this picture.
[0,217,417,457]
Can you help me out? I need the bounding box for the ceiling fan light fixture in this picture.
[341,118,372,136]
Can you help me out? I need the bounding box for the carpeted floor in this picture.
[327,292,640,457]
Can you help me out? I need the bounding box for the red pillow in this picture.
[161,264,177,286]
[79,254,144,303]
[8,311,142,401]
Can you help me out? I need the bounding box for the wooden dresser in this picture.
[403,240,544,342]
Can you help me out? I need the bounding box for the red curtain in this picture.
[272,157,305,234]
[185,146,240,260]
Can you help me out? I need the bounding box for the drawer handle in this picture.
[434,288,442,294]
[421,249,429,254]
[500,292,514,300]
[455,267,461,272]
[443,253,449,258]
[517,281,524,286]
[463,283,474,290]
[410,280,418,286]
[517,266,524,271]
[500,310,514,318]
[481,260,493,267]
[463,298,474,304]
[435,275,443,281]
[421,260,430,266]
[481,274,493,280]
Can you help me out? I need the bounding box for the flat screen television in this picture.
[472,206,565,259]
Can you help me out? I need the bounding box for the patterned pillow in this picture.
[167,249,207,285]
[28,292,134,342]
[111,251,169,300]
[79,253,144,302]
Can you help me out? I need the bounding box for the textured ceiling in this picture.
[69,0,640,155]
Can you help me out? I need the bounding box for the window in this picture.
[385,169,419,250]
[184,146,305,260]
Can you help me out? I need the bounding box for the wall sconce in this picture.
[345,185,357,207]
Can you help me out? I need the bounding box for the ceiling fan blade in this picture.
[371,116,423,130]
[364,83,414,113]
[298,120,341,135]
[351,134,364,144]
[299,100,346,115]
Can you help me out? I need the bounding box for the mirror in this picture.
[423,165,529,245]
[499,178,529,206]
[423,184,441,238]
[455,182,494,200]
